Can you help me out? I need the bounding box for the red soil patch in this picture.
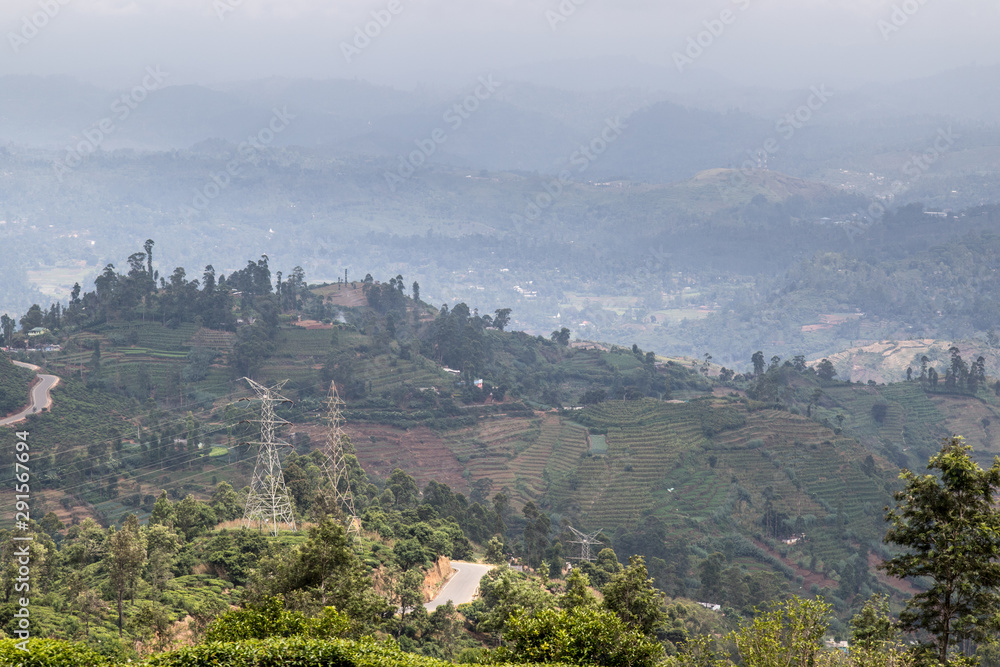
[293,319,333,330]
[38,489,95,525]
[868,553,921,596]
[753,538,839,590]
[298,422,468,493]
[351,424,469,493]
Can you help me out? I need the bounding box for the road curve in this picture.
[0,361,60,426]
[425,561,493,611]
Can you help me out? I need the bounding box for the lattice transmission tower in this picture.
[241,378,296,535]
[320,381,360,536]
[567,525,602,562]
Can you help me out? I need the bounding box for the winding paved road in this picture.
[425,561,493,611]
[0,361,60,426]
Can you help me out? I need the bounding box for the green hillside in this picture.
[8,252,1000,638]
[0,352,33,415]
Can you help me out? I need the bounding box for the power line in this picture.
[0,441,246,514]
[566,525,602,562]
[241,378,296,536]
[11,409,256,481]
[320,381,359,536]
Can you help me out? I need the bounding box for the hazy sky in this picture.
[0,0,996,90]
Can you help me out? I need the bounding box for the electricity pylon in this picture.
[241,378,296,535]
[320,382,360,536]
[567,525,602,562]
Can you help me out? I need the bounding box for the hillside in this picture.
[9,256,1000,626]
[819,338,1000,386]
[0,353,33,416]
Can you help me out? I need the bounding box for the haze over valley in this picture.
[5,1,1000,664]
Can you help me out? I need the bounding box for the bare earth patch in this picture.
[298,422,468,492]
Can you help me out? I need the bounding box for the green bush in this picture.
[146,636,563,667]
[204,597,350,643]
[492,607,664,667]
[0,638,112,667]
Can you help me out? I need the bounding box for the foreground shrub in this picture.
[0,638,111,667]
[145,636,570,667]
[492,607,664,667]
[204,597,350,643]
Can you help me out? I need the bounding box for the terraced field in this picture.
[358,355,450,395]
[346,423,470,493]
[441,417,538,502]
[930,394,1000,459]
[344,412,592,507]
[571,401,712,529]
[188,328,236,350]
[43,322,209,399]
[822,381,950,465]
[545,398,899,576]
[712,409,891,566]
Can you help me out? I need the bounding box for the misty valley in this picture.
[4,8,1000,666]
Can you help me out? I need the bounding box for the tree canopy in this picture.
[881,436,1000,663]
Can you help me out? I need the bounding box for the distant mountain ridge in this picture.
[3,66,1000,186]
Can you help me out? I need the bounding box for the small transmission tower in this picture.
[567,525,602,562]
[320,382,360,536]
[241,378,296,535]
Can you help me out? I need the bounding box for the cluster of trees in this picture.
[715,351,840,406]
[462,557,667,666]
[330,282,685,408]
[910,347,993,395]
[423,303,512,375]
[2,243,329,375]
[0,462,500,660]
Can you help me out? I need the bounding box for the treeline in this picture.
[7,243,698,413]
[913,345,997,395]
[2,242,329,345]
